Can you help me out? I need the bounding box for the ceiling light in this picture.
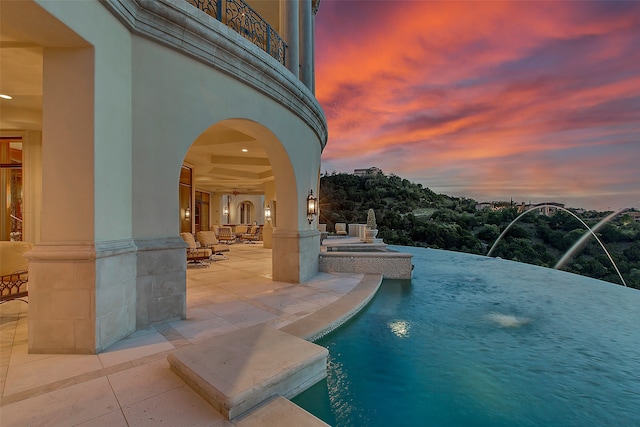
[0,94,12,100]
[242,148,248,152]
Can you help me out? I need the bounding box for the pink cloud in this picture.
[316,1,640,210]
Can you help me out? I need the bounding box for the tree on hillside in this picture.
[319,172,640,289]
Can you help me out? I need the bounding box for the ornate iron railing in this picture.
[185,0,286,65]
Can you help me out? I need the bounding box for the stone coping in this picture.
[319,252,413,280]
[167,273,383,423]
[168,324,328,419]
[281,273,383,341]
[320,249,411,257]
[233,395,329,426]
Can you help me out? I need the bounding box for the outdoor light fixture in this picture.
[307,190,318,224]
[185,207,191,219]
[264,204,271,221]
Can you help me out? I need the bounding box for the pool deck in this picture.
[0,240,382,426]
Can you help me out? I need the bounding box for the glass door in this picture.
[1,138,23,241]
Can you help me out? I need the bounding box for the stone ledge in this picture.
[319,251,413,279]
[281,273,383,341]
[232,395,329,427]
[167,324,328,419]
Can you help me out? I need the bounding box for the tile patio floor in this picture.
[0,243,363,426]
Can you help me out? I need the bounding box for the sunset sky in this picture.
[314,1,640,211]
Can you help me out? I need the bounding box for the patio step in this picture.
[167,324,328,420]
[232,395,329,426]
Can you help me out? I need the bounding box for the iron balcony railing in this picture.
[186,0,287,65]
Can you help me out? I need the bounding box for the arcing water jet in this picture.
[487,205,627,287]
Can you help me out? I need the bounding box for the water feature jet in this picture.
[487,204,627,287]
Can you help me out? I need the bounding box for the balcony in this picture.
[186,0,286,65]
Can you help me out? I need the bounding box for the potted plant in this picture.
[365,208,378,243]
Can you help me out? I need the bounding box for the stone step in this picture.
[232,395,329,426]
[167,324,328,419]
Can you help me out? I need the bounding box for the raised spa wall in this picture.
[319,236,413,280]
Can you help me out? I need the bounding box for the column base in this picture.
[272,229,319,283]
[135,237,187,329]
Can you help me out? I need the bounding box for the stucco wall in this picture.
[23,0,325,352]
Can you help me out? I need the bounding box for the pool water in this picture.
[293,247,640,426]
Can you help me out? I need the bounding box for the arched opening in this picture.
[173,115,319,284]
[178,119,284,272]
[238,200,255,224]
[180,120,276,222]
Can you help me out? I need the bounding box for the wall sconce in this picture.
[223,205,229,216]
[264,204,271,222]
[185,207,191,220]
[307,190,318,224]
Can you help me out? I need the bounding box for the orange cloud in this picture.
[316,1,640,210]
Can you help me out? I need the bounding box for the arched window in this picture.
[239,201,253,224]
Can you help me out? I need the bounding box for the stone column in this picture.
[283,0,300,78]
[211,193,223,225]
[28,47,98,353]
[22,131,42,243]
[29,46,137,354]
[299,0,313,90]
[271,184,320,283]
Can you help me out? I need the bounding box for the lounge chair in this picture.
[196,231,228,260]
[180,232,212,266]
[217,227,236,244]
[241,225,260,243]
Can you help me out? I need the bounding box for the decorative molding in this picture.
[273,228,319,239]
[101,0,328,147]
[25,239,137,260]
[133,236,187,251]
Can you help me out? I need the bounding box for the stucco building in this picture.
[0,0,326,354]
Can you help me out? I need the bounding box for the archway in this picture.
[237,200,255,224]
[177,118,302,279]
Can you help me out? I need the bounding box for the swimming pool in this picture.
[293,246,640,426]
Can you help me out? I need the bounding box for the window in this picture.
[239,201,253,224]
[1,138,23,241]
[195,191,210,232]
[179,165,192,233]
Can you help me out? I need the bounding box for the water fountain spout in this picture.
[487,205,627,287]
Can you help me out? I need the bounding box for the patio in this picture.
[0,243,370,426]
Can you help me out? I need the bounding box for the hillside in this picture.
[319,170,640,289]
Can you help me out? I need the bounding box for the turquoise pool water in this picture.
[293,247,640,426]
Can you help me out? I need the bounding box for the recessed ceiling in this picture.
[185,123,273,195]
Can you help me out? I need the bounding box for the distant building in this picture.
[475,201,513,211]
[354,167,383,176]
[627,212,640,222]
[475,202,494,211]
[523,202,565,216]
[476,201,566,216]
